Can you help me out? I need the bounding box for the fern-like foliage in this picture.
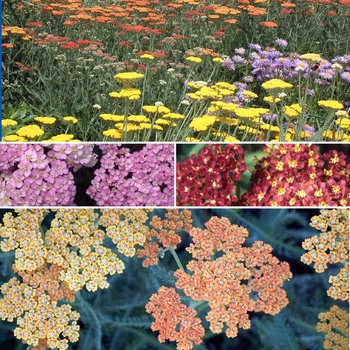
[150,265,177,286]
[253,312,300,350]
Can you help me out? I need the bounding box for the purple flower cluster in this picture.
[86,144,174,206]
[0,144,97,206]
[222,42,350,85]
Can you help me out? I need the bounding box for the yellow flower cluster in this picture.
[318,100,344,110]
[300,53,322,63]
[189,116,216,131]
[34,117,57,125]
[283,104,303,118]
[301,209,349,301]
[114,72,144,86]
[2,119,18,127]
[16,125,44,139]
[262,78,293,92]
[0,209,152,349]
[109,88,141,100]
[63,116,78,124]
[186,56,202,63]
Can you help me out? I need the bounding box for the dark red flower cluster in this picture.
[239,144,350,206]
[176,144,247,206]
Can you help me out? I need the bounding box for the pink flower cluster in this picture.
[86,144,174,206]
[0,144,97,206]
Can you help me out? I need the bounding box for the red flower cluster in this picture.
[176,144,247,206]
[146,286,205,350]
[240,144,350,206]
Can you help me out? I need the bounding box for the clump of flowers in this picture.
[301,209,349,301]
[146,216,292,348]
[301,209,349,350]
[316,305,349,350]
[86,144,174,206]
[176,144,247,206]
[137,209,192,267]
[0,144,97,206]
[0,209,151,349]
[239,144,350,206]
[146,286,205,350]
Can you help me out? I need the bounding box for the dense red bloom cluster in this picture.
[173,217,292,338]
[177,144,247,206]
[239,144,350,206]
[137,209,192,267]
[146,286,205,350]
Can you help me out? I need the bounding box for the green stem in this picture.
[168,246,185,271]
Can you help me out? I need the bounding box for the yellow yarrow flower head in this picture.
[235,108,261,118]
[3,135,26,142]
[103,129,122,139]
[114,72,144,86]
[2,119,17,127]
[264,96,281,104]
[213,57,224,63]
[142,105,171,114]
[189,116,216,131]
[186,56,202,64]
[63,116,78,124]
[109,88,141,100]
[47,134,76,142]
[214,82,236,92]
[128,115,150,123]
[34,116,57,125]
[16,125,44,138]
[283,104,303,118]
[300,53,322,63]
[262,79,293,92]
[100,114,125,122]
[242,90,258,99]
[162,113,185,120]
[114,123,140,131]
[318,100,344,110]
[140,54,155,60]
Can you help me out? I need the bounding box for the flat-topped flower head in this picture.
[262,79,293,92]
[318,100,344,110]
[300,53,322,63]
[113,72,144,86]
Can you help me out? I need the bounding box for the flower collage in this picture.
[1,0,349,350]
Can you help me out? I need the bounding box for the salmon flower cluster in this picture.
[146,286,205,350]
[137,209,192,267]
[146,216,292,348]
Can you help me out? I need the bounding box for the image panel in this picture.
[0,208,348,350]
[2,0,350,142]
[176,143,350,207]
[0,143,175,207]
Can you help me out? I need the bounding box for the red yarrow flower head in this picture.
[240,144,350,206]
[177,144,247,206]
